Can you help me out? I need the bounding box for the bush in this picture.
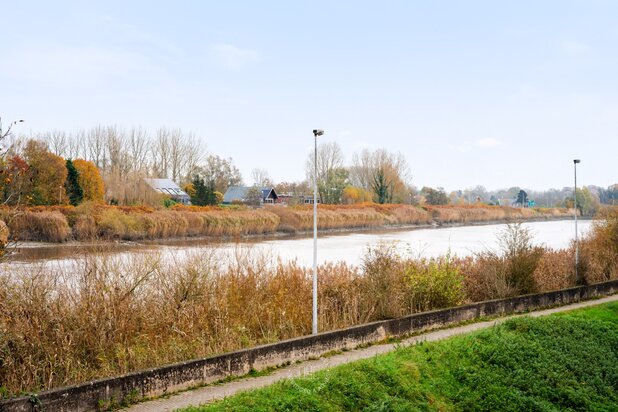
[498,223,544,294]
[533,249,574,291]
[360,244,407,319]
[404,254,465,312]
[73,215,97,240]
[460,253,516,301]
[579,207,618,283]
[0,220,8,245]
[7,211,71,242]
[461,223,543,301]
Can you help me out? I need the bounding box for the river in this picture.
[3,219,593,271]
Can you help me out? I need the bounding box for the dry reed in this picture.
[1,211,617,397]
[0,204,574,243]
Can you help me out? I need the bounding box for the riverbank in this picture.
[1,212,615,398]
[0,203,574,244]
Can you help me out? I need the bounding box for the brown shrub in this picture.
[533,249,574,291]
[265,206,302,233]
[460,254,516,301]
[7,211,71,242]
[360,244,407,319]
[460,223,544,300]
[579,209,618,283]
[0,220,8,245]
[73,215,97,240]
[1,219,612,398]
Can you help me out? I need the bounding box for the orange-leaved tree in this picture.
[24,140,68,205]
[73,159,105,203]
[342,186,373,204]
[0,155,29,205]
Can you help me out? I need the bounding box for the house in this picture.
[144,178,191,205]
[268,192,320,205]
[223,186,279,205]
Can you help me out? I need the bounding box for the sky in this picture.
[1,1,616,191]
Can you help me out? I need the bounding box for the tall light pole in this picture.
[312,129,324,335]
[574,159,581,283]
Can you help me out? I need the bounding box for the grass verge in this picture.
[183,301,618,411]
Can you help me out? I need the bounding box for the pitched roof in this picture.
[144,178,189,198]
[223,186,278,203]
[223,186,251,203]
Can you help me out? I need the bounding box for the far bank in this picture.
[0,203,575,245]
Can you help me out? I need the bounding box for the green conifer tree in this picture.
[65,159,84,206]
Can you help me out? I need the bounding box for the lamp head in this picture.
[574,159,581,164]
[312,129,324,137]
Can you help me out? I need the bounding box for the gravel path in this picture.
[124,294,618,412]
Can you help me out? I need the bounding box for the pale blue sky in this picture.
[1,1,616,190]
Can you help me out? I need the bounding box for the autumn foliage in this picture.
[0,203,574,243]
[73,159,105,203]
[23,140,68,205]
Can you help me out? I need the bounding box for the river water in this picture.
[3,220,592,271]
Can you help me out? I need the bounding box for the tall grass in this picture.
[0,203,574,243]
[1,211,617,397]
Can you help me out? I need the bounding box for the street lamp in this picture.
[312,129,324,335]
[573,159,581,283]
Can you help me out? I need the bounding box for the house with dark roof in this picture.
[144,178,191,205]
[223,186,279,205]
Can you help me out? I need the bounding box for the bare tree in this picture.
[168,128,186,182]
[182,132,202,184]
[251,168,272,188]
[349,149,374,191]
[350,148,411,204]
[87,126,107,170]
[0,117,25,154]
[67,130,86,160]
[106,126,129,175]
[152,127,170,178]
[46,130,68,157]
[198,155,242,193]
[305,141,345,202]
[127,127,150,174]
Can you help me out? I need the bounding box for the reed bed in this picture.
[0,204,573,243]
[425,205,571,223]
[1,211,617,397]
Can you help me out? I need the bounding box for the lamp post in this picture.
[312,129,324,335]
[573,159,581,283]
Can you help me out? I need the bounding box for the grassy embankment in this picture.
[0,209,615,398]
[0,203,572,243]
[184,301,618,411]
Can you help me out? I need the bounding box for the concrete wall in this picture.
[2,279,618,412]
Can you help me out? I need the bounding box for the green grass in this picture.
[181,302,618,411]
[553,301,618,325]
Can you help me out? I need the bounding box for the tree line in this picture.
[1,139,104,206]
[2,122,616,210]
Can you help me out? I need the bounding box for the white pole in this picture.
[312,132,318,335]
[574,160,579,283]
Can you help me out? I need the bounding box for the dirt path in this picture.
[124,294,618,412]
